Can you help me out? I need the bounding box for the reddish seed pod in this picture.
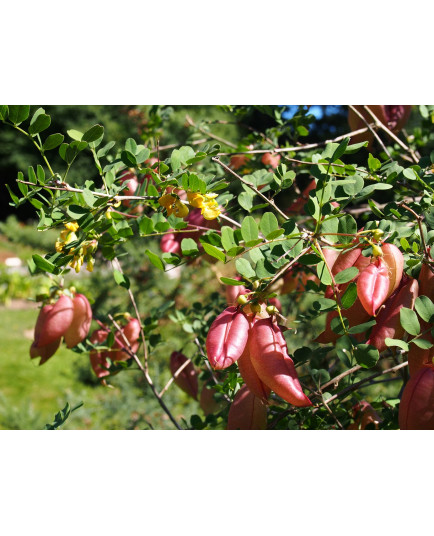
[227,385,268,430]
[381,243,404,297]
[419,263,434,301]
[315,295,371,344]
[230,154,248,170]
[160,232,182,255]
[119,170,139,207]
[367,276,419,353]
[408,331,434,377]
[225,279,247,306]
[357,258,390,316]
[348,105,412,146]
[64,293,92,348]
[332,246,365,276]
[113,318,141,361]
[30,337,62,365]
[418,246,434,301]
[170,351,198,400]
[347,400,382,430]
[237,340,271,402]
[89,328,111,380]
[286,179,316,214]
[206,306,250,370]
[200,383,223,416]
[249,318,312,407]
[399,366,434,430]
[261,152,281,169]
[33,294,75,347]
[322,248,340,272]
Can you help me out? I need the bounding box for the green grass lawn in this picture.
[0,305,199,430]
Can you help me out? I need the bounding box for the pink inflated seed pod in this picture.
[249,318,312,407]
[30,337,62,365]
[205,306,250,370]
[367,276,418,353]
[33,294,75,347]
[170,351,198,400]
[227,385,267,430]
[357,258,390,316]
[381,243,404,297]
[64,293,92,348]
[89,328,111,380]
[399,366,434,430]
[237,338,271,402]
[113,318,141,361]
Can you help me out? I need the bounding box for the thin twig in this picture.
[398,202,430,257]
[316,361,408,408]
[159,357,193,397]
[108,312,182,430]
[217,127,371,156]
[348,105,392,159]
[211,156,289,221]
[17,179,158,201]
[362,106,419,164]
[185,114,238,149]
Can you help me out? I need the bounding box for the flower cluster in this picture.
[187,192,221,220]
[55,221,79,253]
[69,239,98,273]
[55,222,98,273]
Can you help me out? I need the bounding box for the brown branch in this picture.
[398,202,430,258]
[211,156,289,221]
[159,357,193,398]
[316,361,408,408]
[217,127,371,156]
[348,105,392,160]
[113,258,149,372]
[185,114,238,149]
[17,179,158,201]
[362,106,419,164]
[152,138,208,152]
[321,364,362,392]
[262,244,312,295]
[108,312,182,430]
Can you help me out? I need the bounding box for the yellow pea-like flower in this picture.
[173,200,189,218]
[202,200,221,220]
[158,193,177,209]
[187,192,205,208]
[65,221,79,232]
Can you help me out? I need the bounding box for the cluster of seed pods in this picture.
[398,248,434,429]
[317,241,433,429]
[89,317,141,382]
[316,242,409,350]
[30,292,92,365]
[205,303,312,429]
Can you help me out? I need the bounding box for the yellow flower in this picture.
[187,192,205,208]
[186,191,220,219]
[86,257,95,272]
[158,193,189,219]
[69,254,84,273]
[202,199,221,220]
[158,193,177,209]
[172,201,189,218]
[65,221,79,232]
[55,226,78,254]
